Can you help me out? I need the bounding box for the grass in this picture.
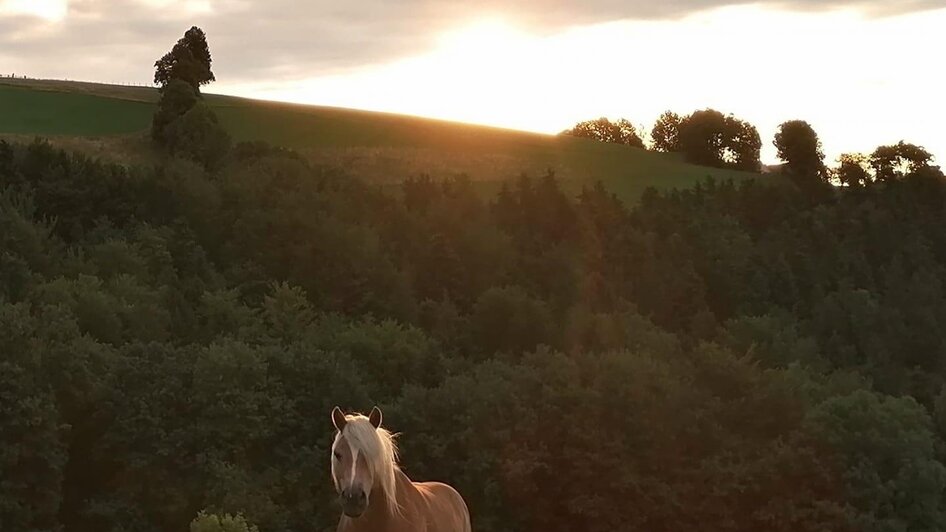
[0,78,760,202]
[0,84,154,136]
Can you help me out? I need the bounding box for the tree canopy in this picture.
[835,153,872,187]
[774,120,826,179]
[154,26,216,91]
[650,110,682,153]
[561,117,645,148]
[677,108,762,171]
[2,133,946,532]
[871,141,936,182]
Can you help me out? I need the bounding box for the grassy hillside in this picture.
[0,78,759,201]
[0,83,153,136]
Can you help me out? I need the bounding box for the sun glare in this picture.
[0,0,67,21]
[215,6,946,165]
[135,0,211,14]
[436,18,527,54]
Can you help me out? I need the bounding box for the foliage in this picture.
[561,117,645,148]
[650,110,682,152]
[677,108,761,171]
[835,152,872,187]
[870,141,938,182]
[3,136,946,532]
[725,115,762,171]
[150,29,229,169]
[190,512,259,532]
[831,144,943,188]
[774,119,826,180]
[807,390,946,531]
[154,26,216,91]
[470,285,553,358]
[151,79,199,144]
[163,102,232,169]
[0,362,67,532]
[394,343,849,532]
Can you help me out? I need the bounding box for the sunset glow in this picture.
[0,0,66,21]
[215,5,946,164]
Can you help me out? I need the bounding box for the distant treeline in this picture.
[562,114,940,184]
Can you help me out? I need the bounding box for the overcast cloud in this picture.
[1,0,945,85]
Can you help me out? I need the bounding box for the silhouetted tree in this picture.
[151,28,229,163]
[563,117,645,148]
[871,141,936,182]
[726,117,762,171]
[613,118,645,149]
[154,26,216,92]
[835,153,872,187]
[678,109,729,167]
[678,109,761,171]
[651,111,682,153]
[774,120,826,179]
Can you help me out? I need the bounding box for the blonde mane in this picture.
[336,414,401,516]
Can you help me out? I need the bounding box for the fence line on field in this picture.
[1,74,156,88]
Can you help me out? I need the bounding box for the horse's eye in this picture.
[333,451,342,461]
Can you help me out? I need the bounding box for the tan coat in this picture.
[337,469,471,532]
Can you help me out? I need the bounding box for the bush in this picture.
[189,512,259,532]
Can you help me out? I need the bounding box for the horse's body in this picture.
[337,469,471,532]
[331,407,471,532]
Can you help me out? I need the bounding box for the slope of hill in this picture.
[0,78,760,201]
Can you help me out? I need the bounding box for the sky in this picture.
[2,0,944,165]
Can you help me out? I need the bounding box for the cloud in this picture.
[0,0,943,85]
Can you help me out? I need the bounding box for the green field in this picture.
[0,84,154,136]
[0,78,760,201]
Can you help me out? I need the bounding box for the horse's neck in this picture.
[338,469,416,532]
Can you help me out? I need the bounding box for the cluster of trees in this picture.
[2,122,946,531]
[834,141,940,187]
[566,111,940,185]
[565,109,762,171]
[771,121,939,190]
[561,117,645,148]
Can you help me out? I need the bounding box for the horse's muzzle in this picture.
[340,488,368,517]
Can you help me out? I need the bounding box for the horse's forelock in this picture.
[339,415,401,516]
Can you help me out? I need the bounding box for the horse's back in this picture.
[413,481,471,532]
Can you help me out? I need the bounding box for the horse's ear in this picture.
[368,406,382,429]
[332,406,347,431]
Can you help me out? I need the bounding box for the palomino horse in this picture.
[330,406,472,532]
